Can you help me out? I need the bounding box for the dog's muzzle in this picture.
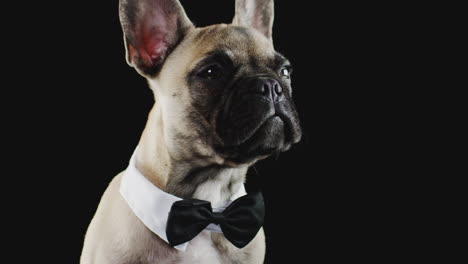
[216,76,302,163]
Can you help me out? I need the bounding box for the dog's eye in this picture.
[279,66,292,79]
[198,64,224,80]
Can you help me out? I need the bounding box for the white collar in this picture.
[119,147,246,251]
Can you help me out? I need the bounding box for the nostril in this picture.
[261,83,269,94]
[274,83,283,94]
[248,78,281,97]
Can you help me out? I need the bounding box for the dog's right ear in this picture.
[119,0,193,77]
[233,0,274,41]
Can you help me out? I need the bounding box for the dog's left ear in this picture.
[119,0,193,77]
[232,0,274,41]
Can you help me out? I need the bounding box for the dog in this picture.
[80,0,301,263]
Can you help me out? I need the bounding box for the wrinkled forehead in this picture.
[187,24,278,66]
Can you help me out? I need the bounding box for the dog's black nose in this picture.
[251,77,283,102]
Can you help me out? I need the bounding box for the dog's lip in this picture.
[217,116,287,164]
[222,112,276,147]
[242,114,297,154]
[232,114,284,148]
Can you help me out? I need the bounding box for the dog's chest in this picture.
[140,231,227,264]
[174,232,223,264]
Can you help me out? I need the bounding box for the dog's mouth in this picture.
[213,75,302,164]
[215,107,300,164]
[237,114,287,153]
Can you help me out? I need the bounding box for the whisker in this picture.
[252,165,260,177]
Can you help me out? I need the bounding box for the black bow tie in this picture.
[166,192,265,248]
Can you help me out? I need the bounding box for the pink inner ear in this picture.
[135,11,175,67]
[137,35,168,66]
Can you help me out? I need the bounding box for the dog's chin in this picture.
[216,116,290,165]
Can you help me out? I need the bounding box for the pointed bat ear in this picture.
[232,0,275,41]
[119,0,193,77]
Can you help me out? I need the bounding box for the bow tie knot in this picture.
[166,192,265,248]
[211,212,226,225]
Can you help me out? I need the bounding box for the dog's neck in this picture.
[135,105,247,207]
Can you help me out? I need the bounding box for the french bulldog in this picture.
[81,0,301,263]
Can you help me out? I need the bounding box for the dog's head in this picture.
[120,0,301,166]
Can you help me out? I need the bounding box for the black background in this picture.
[7,0,423,263]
